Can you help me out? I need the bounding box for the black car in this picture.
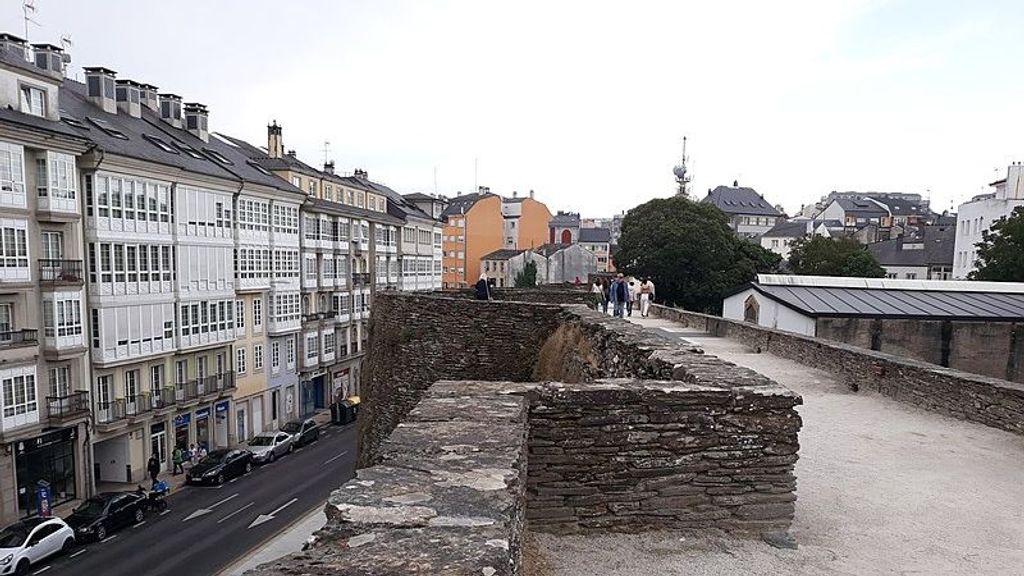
[281,419,319,447]
[65,491,148,542]
[186,448,253,485]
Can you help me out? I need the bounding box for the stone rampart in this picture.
[652,304,1024,436]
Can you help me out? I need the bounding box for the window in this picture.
[236,300,245,329]
[0,303,11,337]
[306,334,319,359]
[286,337,295,368]
[203,148,233,165]
[253,298,263,329]
[142,134,178,154]
[905,273,917,280]
[173,141,204,160]
[125,369,139,400]
[324,332,335,354]
[43,293,82,338]
[151,365,164,392]
[87,117,128,140]
[273,293,301,323]
[48,365,70,399]
[271,341,280,373]
[236,347,247,374]
[0,142,26,208]
[19,85,46,117]
[247,160,272,176]
[2,371,36,418]
[291,176,301,188]
[254,344,264,370]
[35,152,76,201]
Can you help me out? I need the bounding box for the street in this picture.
[40,423,357,576]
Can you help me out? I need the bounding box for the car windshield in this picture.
[200,449,231,464]
[249,436,274,447]
[281,422,301,434]
[0,526,27,548]
[73,498,107,517]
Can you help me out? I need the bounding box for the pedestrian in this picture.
[601,280,610,314]
[189,443,198,467]
[611,273,628,318]
[590,279,603,311]
[639,277,656,317]
[475,273,491,300]
[172,445,184,475]
[198,443,208,461]
[147,454,161,486]
[622,278,630,315]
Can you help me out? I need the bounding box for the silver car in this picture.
[247,431,294,464]
[0,517,75,576]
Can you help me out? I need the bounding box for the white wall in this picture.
[882,265,929,280]
[722,288,816,336]
[952,195,1024,278]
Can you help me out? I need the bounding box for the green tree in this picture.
[970,206,1024,281]
[615,196,781,313]
[514,260,538,288]
[787,236,885,277]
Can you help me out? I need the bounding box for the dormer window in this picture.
[87,117,128,140]
[19,85,46,117]
[143,134,178,154]
[203,148,233,165]
[59,112,88,130]
[247,160,272,176]
[172,142,204,160]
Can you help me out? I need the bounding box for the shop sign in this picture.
[195,407,211,420]
[174,413,191,427]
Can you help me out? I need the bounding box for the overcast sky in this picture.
[4,0,1023,217]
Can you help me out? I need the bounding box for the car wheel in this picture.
[62,537,75,553]
[96,524,107,541]
[14,559,29,576]
[134,508,145,523]
[216,473,225,485]
[268,451,275,463]
[244,461,253,474]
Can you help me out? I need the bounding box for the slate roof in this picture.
[833,198,888,216]
[550,212,581,227]
[219,134,323,178]
[579,227,611,243]
[872,196,929,217]
[481,248,523,261]
[441,193,496,218]
[701,185,781,217]
[532,243,570,257]
[403,192,435,202]
[868,226,955,268]
[762,221,810,238]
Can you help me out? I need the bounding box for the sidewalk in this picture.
[218,504,327,575]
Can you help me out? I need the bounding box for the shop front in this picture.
[300,373,327,418]
[174,412,191,452]
[214,401,229,448]
[195,407,211,450]
[150,422,168,472]
[15,427,78,516]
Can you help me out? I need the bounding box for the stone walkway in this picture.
[529,315,1024,576]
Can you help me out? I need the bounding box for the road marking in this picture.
[323,450,349,465]
[229,477,239,483]
[132,520,146,528]
[217,502,255,524]
[69,550,86,558]
[248,497,298,529]
[159,509,171,516]
[100,535,117,543]
[183,492,239,521]
[32,566,51,574]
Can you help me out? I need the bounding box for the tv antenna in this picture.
[321,140,331,166]
[23,0,39,43]
[673,136,691,198]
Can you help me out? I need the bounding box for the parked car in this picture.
[0,517,75,576]
[281,418,319,447]
[186,448,254,485]
[247,431,294,464]
[65,491,147,542]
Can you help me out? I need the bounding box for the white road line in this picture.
[247,497,299,529]
[159,509,171,516]
[132,520,146,528]
[269,497,298,516]
[229,477,239,483]
[69,550,86,558]
[217,502,255,524]
[182,493,240,521]
[32,566,51,574]
[323,450,349,466]
[100,535,118,544]
[211,493,240,508]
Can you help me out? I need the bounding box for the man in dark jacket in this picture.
[475,273,490,300]
[610,273,628,318]
[147,454,161,486]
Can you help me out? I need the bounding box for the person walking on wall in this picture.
[591,279,603,311]
[475,273,491,301]
[611,274,628,318]
[601,280,610,314]
[627,278,637,317]
[172,445,184,475]
[639,277,656,317]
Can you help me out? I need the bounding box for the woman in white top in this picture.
[639,278,656,317]
[590,281,603,311]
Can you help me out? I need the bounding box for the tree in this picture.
[970,206,1024,281]
[787,236,885,278]
[514,260,538,288]
[615,196,781,313]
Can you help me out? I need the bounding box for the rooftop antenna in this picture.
[321,140,331,167]
[672,136,691,198]
[23,0,39,44]
[474,157,478,194]
[433,166,438,196]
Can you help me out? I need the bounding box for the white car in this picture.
[0,517,75,575]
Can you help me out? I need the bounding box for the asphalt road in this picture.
[39,423,357,576]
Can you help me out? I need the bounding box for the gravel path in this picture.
[529,316,1024,576]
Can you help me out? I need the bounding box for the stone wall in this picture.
[439,287,600,306]
[654,304,1024,436]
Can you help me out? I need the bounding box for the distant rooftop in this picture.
[481,248,523,261]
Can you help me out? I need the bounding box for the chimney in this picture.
[184,102,209,142]
[267,121,283,158]
[159,94,182,128]
[324,161,335,175]
[115,79,142,118]
[354,169,368,180]
[529,189,535,199]
[139,84,159,113]
[286,149,296,157]
[31,43,65,77]
[0,33,28,61]
[733,180,739,187]
[84,67,117,114]
[512,190,518,198]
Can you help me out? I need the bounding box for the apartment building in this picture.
[501,191,551,250]
[0,36,94,526]
[953,163,1024,279]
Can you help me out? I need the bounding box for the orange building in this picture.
[502,193,553,251]
[441,193,503,288]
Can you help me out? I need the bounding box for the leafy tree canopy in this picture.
[788,235,885,278]
[970,206,1024,281]
[615,196,781,313]
[514,260,538,288]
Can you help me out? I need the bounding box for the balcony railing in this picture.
[46,391,89,420]
[352,272,371,286]
[95,399,127,424]
[152,387,176,410]
[38,259,84,284]
[302,312,328,323]
[126,394,152,418]
[0,329,37,348]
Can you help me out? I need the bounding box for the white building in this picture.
[760,220,831,260]
[953,163,1024,279]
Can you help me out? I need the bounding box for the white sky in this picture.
[4,0,1023,217]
